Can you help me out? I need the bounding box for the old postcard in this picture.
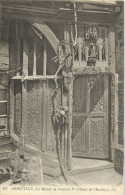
[0,0,124,195]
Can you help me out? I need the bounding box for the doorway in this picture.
[72,74,109,159]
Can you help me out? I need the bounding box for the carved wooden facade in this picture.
[1,1,120,172]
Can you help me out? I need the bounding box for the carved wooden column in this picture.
[22,38,28,139]
[67,76,73,170]
[108,26,115,74]
[110,73,118,161]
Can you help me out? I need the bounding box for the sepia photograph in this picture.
[0,0,124,194]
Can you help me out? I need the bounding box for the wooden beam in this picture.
[32,22,59,54]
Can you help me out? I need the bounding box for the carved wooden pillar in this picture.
[109,73,117,161]
[67,76,73,170]
[22,36,28,140]
[108,26,116,74]
[110,73,118,161]
[64,24,72,72]
[63,75,73,169]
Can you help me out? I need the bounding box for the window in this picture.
[73,25,108,67]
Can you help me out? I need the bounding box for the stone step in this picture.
[43,165,61,177]
[68,162,114,175]
[42,158,60,169]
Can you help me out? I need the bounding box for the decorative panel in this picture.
[73,76,87,113]
[90,117,104,154]
[72,117,86,152]
[14,80,22,137]
[90,75,104,112]
[26,80,41,148]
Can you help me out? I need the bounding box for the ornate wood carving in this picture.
[72,74,109,158]
[110,74,115,132]
[47,80,57,152]
[73,75,87,113]
[25,80,41,148]
[72,117,86,152]
[90,118,104,154]
[67,76,73,169]
[89,75,104,112]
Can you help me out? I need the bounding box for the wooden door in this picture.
[72,74,109,159]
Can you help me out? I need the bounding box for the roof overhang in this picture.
[0,1,121,24]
